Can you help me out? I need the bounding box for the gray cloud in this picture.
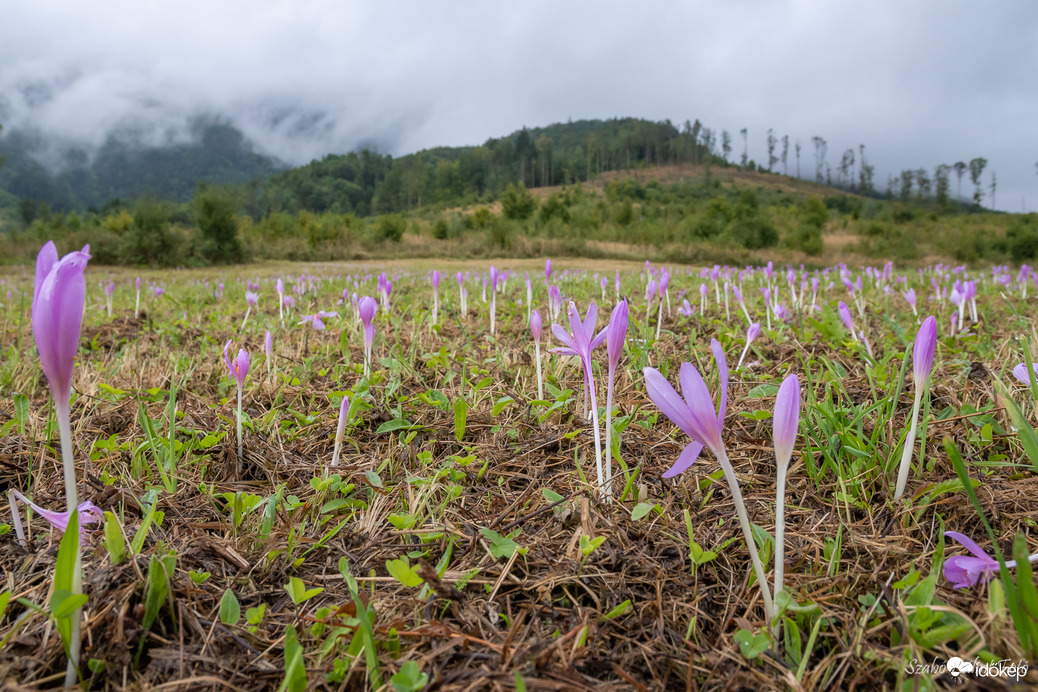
[1,0,1035,210]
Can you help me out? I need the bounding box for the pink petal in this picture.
[662,441,705,478]
[643,367,697,439]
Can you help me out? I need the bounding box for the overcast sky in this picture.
[1,0,1036,211]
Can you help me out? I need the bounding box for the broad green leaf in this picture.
[453,398,468,442]
[103,511,126,565]
[376,418,414,434]
[386,557,424,587]
[220,588,241,625]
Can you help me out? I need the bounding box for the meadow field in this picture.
[2,253,1038,691]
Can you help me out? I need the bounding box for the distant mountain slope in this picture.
[256,117,701,217]
[0,119,285,211]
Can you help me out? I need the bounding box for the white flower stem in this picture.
[775,458,789,603]
[655,300,663,340]
[716,446,774,619]
[237,386,244,461]
[586,369,606,500]
[605,371,615,496]
[241,306,251,330]
[534,339,544,400]
[56,398,82,687]
[894,389,923,500]
[737,342,752,370]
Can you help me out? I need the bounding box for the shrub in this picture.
[432,218,449,240]
[374,214,406,242]
[500,183,536,220]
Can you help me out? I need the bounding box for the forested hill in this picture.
[0,119,284,212]
[256,118,719,217]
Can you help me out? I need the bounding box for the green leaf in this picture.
[284,576,324,605]
[279,625,307,692]
[386,557,424,587]
[479,528,526,559]
[376,418,414,434]
[453,398,468,442]
[600,600,632,620]
[52,508,80,650]
[51,591,89,619]
[103,511,126,565]
[246,603,267,625]
[747,384,779,398]
[999,382,1038,472]
[0,591,10,623]
[390,660,429,692]
[13,393,28,431]
[388,513,418,530]
[579,534,605,557]
[491,396,514,417]
[220,589,241,625]
[734,628,770,659]
[631,502,657,521]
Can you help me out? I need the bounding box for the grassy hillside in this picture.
[2,159,1033,270]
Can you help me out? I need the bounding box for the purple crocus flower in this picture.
[838,300,857,341]
[773,375,800,602]
[33,241,93,681]
[1013,362,1038,386]
[737,322,761,369]
[264,330,273,378]
[431,270,441,325]
[552,301,607,494]
[894,315,938,500]
[547,285,562,321]
[358,296,377,377]
[300,310,337,331]
[135,276,141,317]
[241,290,260,329]
[601,299,628,497]
[944,532,1000,588]
[276,278,285,323]
[489,265,499,335]
[224,339,250,459]
[903,288,917,317]
[7,489,104,548]
[643,340,774,617]
[545,259,553,284]
[34,242,91,406]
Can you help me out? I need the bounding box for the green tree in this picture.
[194,183,244,263]
[953,161,967,199]
[934,164,951,210]
[125,198,175,265]
[968,157,987,207]
[500,182,536,220]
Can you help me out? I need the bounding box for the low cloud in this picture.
[1,0,1035,209]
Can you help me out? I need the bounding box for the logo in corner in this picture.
[946,657,975,677]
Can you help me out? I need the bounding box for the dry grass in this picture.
[0,265,1036,690]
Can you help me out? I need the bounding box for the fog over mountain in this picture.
[1,1,1036,210]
